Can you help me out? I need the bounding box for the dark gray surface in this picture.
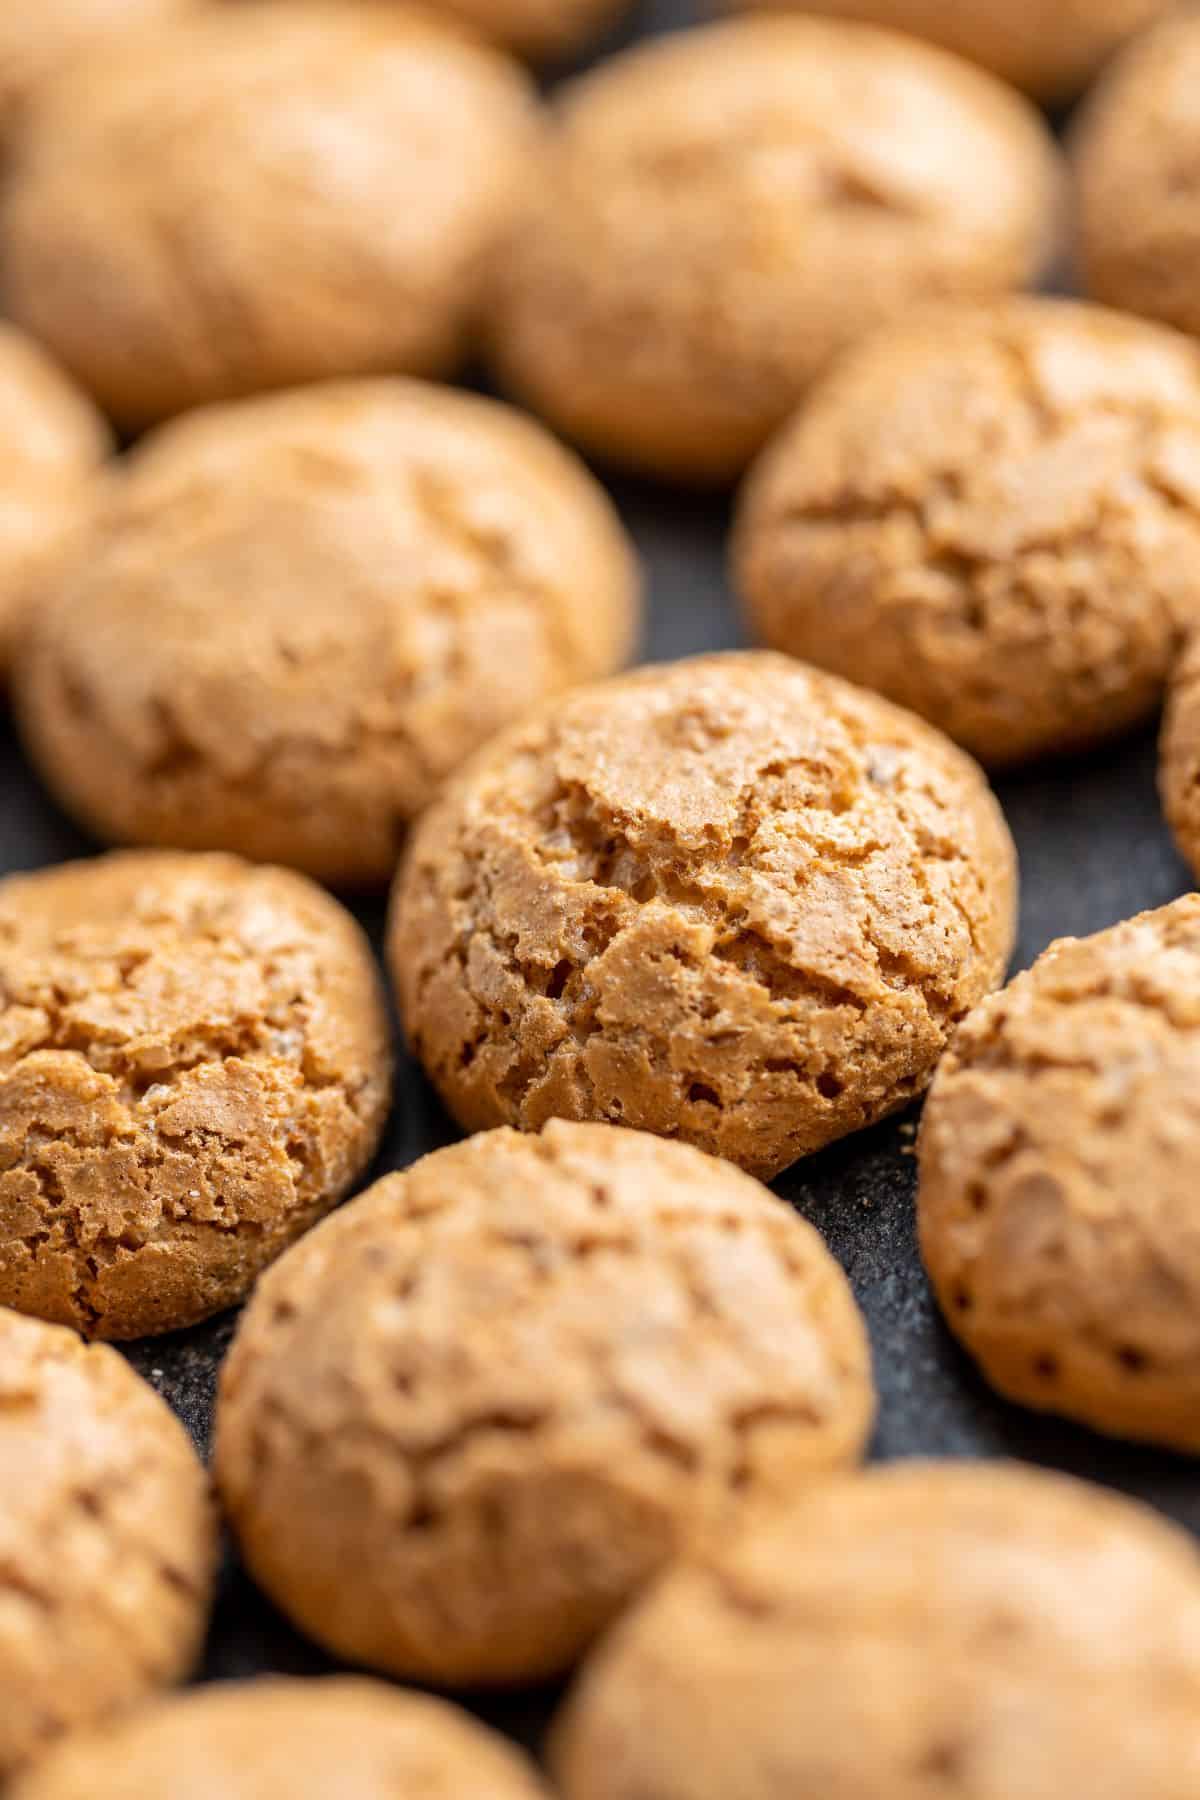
[5,0,1196,1762]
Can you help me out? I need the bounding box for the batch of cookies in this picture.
[6,0,1200,1793]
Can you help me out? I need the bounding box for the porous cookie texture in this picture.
[489,16,1061,483]
[1075,13,1200,342]
[0,321,110,674]
[11,1678,549,1799]
[389,653,1018,1180]
[215,1122,874,1685]
[737,300,1200,767]
[0,851,391,1340]
[0,0,200,139]
[14,380,639,885]
[723,0,1174,102]
[428,0,632,60]
[0,4,538,424]
[0,1310,215,1781]
[553,1461,1200,1800]
[1161,636,1200,878]
[919,898,1200,1451]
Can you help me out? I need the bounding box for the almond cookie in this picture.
[553,1461,1200,1800]
[489,17,1061,483]
[428,0,631,61]
[388,652,1017,1180]
[0,1309,215,1781]
[215,1121,874,1684]
[11,1678,548,1799]
[920,897,1200,1451]
[14,380,639,886]
[737,300,1200,767]
[0,850,391,1340]
[1075,13,1200,343]
[0,4,538,424]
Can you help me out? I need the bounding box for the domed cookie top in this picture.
[920,896,1200,1451]
[15,379,639,885]
[0,850,391,1339]
[389,652,1017,1179]
[216,1122,874,1684]
[0,3,538,422]
[737,299,1200,766]
[490,16,1061,482]
[0,1309,215,1780]
[427,0,632,60]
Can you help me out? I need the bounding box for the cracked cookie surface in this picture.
[12,1677,548,1799]
[489,15,1061,483]
[214,1121,874,1684]
[0,3,539,424]
[553,1461,1200,1800]
[388,652,1017,1180]
[15,380,639,885]
[0,1308,215,1781]
[0,850,391,1339]
[736,300,1200,766]
[919,897,1200,1450]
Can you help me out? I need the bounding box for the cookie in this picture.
[215,1121,874,1684]
[1075,13,1200,343]
[0,0,199,141]
[553,1461,1200,1800]
[0,321,109,676]
[489,16,1061,483]
[722,0,1174,103]
[1161,636,1200,877]
[0,850,391,1340]
[428,0,631,61]
[11,1678,548,1799]
[0,1309,215,1781]
[736,299,1200,767]
[919,897,1200,1450]
[14,380,639,886]
[388,652,1018,1180]
[0,4,538,424]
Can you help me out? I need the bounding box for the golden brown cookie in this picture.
[0,4,538,424]
[0,850,391,1340]
[14,380,639,886]
[736,300,1200,767]
[0,1309,215,1781]
[215,1121,874,1685]
[10,1678,548,1800]
[553,1461,1200,1800]
[722,0,1174,103]
[388,652,1018,1180]
[489,16,1061,483]
[1075,13,1200,342]
[1161,635,1200,877]
[920,897,1200,1450]
[427,0,632,60]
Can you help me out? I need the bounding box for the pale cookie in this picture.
[427,0,632,61]
[919,897,1200,1450]
[1161,636,1200,878]
[0,1309,215,1782]
[0,0,200,142]
[388,652,1017,1180]
[14,380,639,886]
[11,1678,548,1800]
[737,300,1200,767]
[215,1121,874,1684]
[553,1461,1200,1800]
[489,16,1061,483]
[0,4,538,424]
[0,850,391,1340]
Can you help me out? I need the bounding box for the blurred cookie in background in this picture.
[424,0,634,62]
[0,0,201,145]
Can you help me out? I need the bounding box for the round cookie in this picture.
[736,299,1200,768]
[0,850,391,1340]
[1161,635,1200,878]
[0,4,538,424]
[215,1121,875,1684]
[553,1461,1200,1800]
[722,0,1174,104]
[427,0,632,61]
[0,1309,215,1781]
[10,1678,548,1800]
[1075,13,1200,343]
[919,897,1200,1450]
[489,16,1062,483]
[14,380,639,886]
[388,652,1018,1180]
[0,322,109,676]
